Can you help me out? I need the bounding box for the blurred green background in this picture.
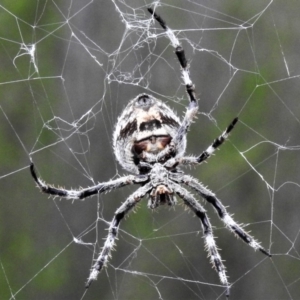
[1,1,300,299]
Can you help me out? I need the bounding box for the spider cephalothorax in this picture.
[30,8,271,297]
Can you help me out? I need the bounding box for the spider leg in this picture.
[181,117,238,165]
[86,182,152,288]
[169,181,229,296]
[164,118,238,169]
[173,174,271,257]
[148,8,198,160]
[148,8,197,104]
[30,162,148,200]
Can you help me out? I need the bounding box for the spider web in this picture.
[1,1,300,299]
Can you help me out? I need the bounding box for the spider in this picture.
[30,8,271,297]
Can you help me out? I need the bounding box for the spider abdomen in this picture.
[133,135,171,155]
[113,94,185,173]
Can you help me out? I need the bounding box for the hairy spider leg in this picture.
[30,162,148,200]
[86,182,152,288]
[174,174,271,257]
[171,181,229,297]
[196,117,238,164]
[176,117,239,166]
[148,8,198,161]
[147,8,196,103]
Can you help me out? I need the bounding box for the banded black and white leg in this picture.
[148,8,198,161]
[194,117,238,164]
[170,181,229,296]
[173,174,271,257]
[180,117,238,166]
[164,117,238,169]
[86,182,153,288]
[30,162,148,200]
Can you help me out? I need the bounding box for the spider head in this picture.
[113,94,186,173]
